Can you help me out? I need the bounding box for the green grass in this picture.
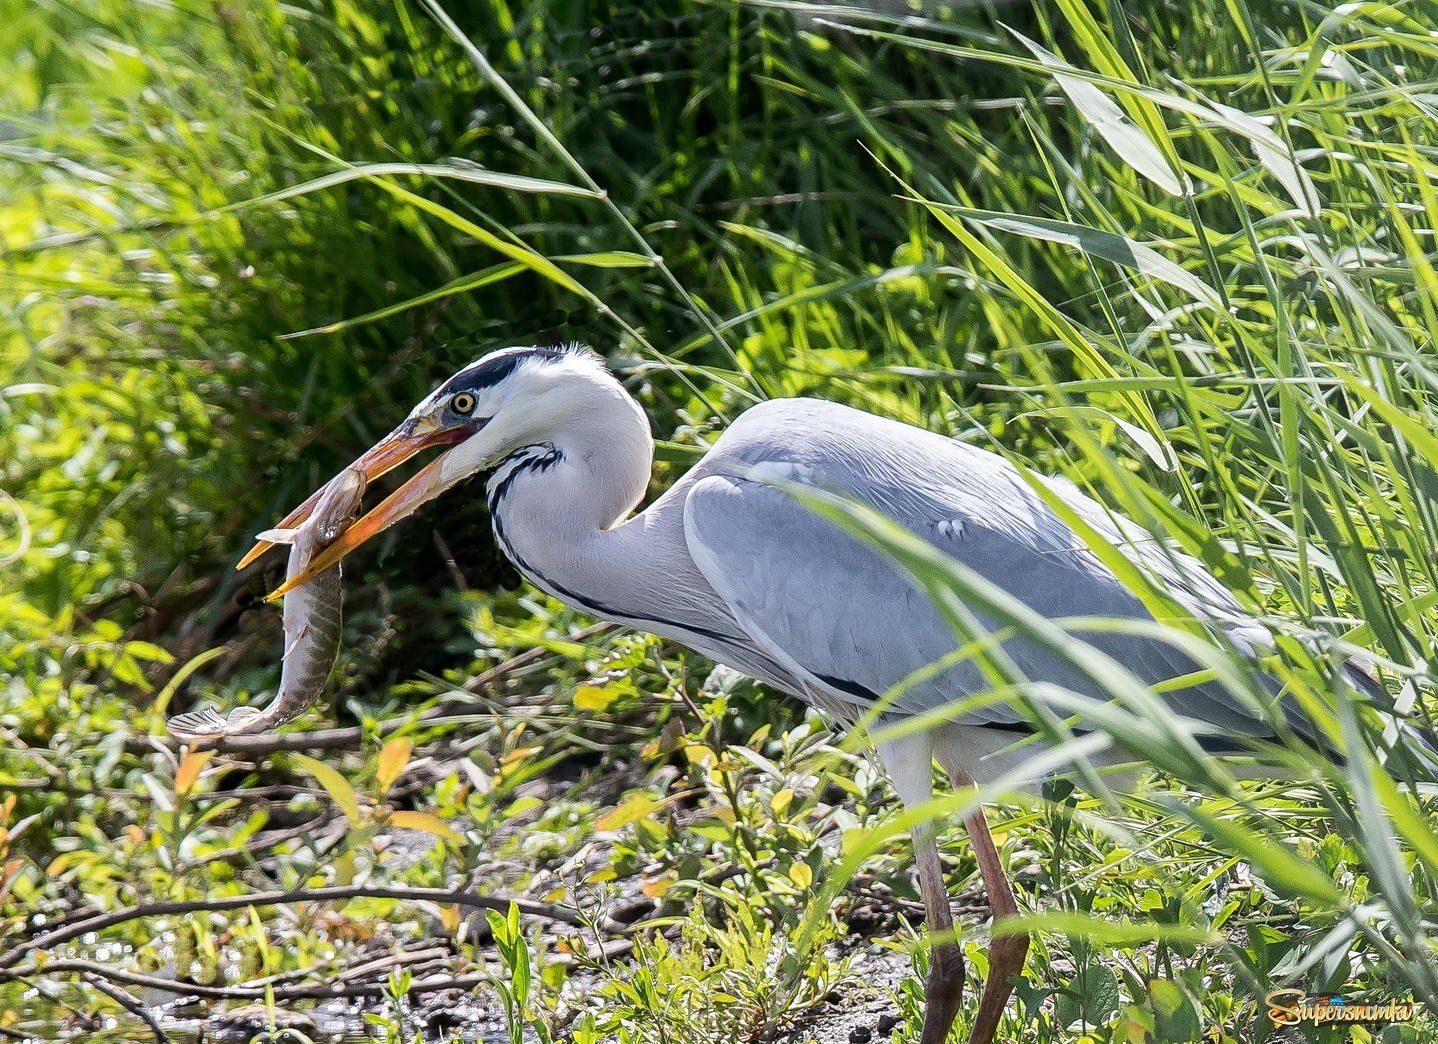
[3,0,1438,1041]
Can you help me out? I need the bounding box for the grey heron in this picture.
[237,344,1335,1043]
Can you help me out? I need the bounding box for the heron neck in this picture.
[484,383,754,665]
[486,384,654,571]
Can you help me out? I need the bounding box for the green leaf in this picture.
[279,262,526,339]
[220,161,600,216]
[292,754,363,827]
[907,187,1166,445]
[368,180,595,302]
[1342,377,1438,470]
[946,207,1220,310]
[596,793,664,832]
[1012,404,1177,471]
[1149,978,1202,1042]
[996,912,1222,948]
[1203,99,1319,217]
[1170,802,1344,904]
[553,251,656,268]
[573,682,621,712]
[654,440,707,464]
[1056,964,1120,1030]
[124,641,173,663]
[1012,32,1183,196]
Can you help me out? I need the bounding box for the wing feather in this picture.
[681,398,1277,739]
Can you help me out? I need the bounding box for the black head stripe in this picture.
[440,345,596,398]
[447,352,523,394]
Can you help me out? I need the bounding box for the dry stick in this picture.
[0,885,592,970]
[26,954,451,1002]
[82,973,172,1044]
[18,941,635,1005]
[261,944,453,990]
[43,961,495,1002]
[174,820,340,874]
[226,942,454,993]
[339,945,454,983]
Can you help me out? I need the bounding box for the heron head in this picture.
[240,344,612,596]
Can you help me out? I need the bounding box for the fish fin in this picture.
[256,527,300,545]
[280,623,311,661]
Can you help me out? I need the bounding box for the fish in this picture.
[168,467,367,741]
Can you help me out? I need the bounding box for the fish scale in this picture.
[168,468,366,742]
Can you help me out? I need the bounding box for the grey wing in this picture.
[680,411,1276,739]
[684,471,1028,727]
[1030,470,1274,657]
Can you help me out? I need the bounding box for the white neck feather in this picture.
[483,367,656,590]
[476,359,775,687]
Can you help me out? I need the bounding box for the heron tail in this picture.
[1345,659,1438,781]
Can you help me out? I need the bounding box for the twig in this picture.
[431,531,469,592]
[82,973,171,1043]
[37,960,489,1001]
[20,935,634,1004]
[28,948,449,1002]
[251,943,452,990]
[173,821,335,874]
[0,884,594,969]
[337,945,454,983]
[460,622,611,693]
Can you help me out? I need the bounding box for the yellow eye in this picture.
[451,392,476,415]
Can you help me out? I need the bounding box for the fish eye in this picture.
[451,392,477,415]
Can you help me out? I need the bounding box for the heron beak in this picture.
[238,418,474,597]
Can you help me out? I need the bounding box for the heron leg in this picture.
[875,735,965,1044]
[961,802,1028,1044]
[914,821,965,1044]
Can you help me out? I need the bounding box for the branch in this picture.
[16,944,458,1000]
[41,959,495,1001]
[23,958,443,1002]
[0,884,592,969]
[82,974,171,1043]
[10,939,635,1004]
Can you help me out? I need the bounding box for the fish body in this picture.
[169,468,366,741]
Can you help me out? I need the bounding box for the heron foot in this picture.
[967,930,1029,1044]
[961,802,1028,1044]
[920,938,966,1044]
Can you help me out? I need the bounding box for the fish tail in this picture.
[167,705,272,740]
[219,706,269,733]
[167,708,234,741]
